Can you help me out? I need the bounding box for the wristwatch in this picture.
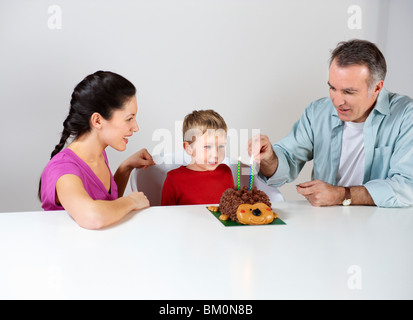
[342,187,352,206]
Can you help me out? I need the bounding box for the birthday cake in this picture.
[216,186,278,225]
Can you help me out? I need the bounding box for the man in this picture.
[249,39,413,208]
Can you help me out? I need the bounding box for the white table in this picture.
[1,201,412,300]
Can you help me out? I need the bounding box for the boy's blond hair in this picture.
[183,110,227,143]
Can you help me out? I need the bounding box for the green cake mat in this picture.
[207,207,286,227]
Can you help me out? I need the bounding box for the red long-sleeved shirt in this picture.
[161,164,234,206]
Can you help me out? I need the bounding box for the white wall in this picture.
[384,0,413,97]
[0,0,411,212]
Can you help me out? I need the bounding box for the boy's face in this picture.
[184,129,227,171]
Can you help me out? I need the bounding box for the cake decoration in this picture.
[215,186,278,225]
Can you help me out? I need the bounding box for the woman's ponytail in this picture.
[50,121,71,159]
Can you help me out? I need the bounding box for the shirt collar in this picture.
[330,101,343,127]
[373,88,390,115]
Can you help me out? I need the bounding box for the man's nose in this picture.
[332,91,345,107]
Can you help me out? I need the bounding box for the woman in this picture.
[39,71,155,229]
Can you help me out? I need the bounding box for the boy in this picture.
[161,110,234,205]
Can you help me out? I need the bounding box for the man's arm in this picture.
[297,180,375,207]
[260,149,279,179]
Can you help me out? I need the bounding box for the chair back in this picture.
[130,153,284,206]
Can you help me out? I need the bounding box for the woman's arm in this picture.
[114,148,155,197]
[56,174,149,230]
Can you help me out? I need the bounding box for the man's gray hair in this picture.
[330,39,387,89]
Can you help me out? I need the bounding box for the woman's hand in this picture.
[115,148,156,197]
[127,191,150,210]
[123,148,156,171]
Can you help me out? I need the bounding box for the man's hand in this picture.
[297,180,376,207]
[248,134,278,178]
[296,180,345,207]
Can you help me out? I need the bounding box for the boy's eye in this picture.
[204,145,211,149]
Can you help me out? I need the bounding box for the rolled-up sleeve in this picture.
[364,102,413,208]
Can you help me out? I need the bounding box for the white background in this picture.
[0,0,412,212]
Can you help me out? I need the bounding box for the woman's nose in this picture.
[133,120,139,133]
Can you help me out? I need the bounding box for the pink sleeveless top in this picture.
[40,149,118,211]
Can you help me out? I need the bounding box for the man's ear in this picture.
[90,112,103,129]
[373,80,384,97]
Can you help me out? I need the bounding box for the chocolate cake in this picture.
[218,186,277,225]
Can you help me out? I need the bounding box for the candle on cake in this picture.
[248,155,255,191]
[237,156,241,190]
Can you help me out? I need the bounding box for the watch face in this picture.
[343,199,351,206]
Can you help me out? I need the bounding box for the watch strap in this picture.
[344,187,351,200]
[342,187,352,206]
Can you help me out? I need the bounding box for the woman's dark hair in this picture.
[50,70,136,159]
[330,39,387,89]
[38,71,136,201]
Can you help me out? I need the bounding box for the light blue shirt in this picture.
[264,88,413,208]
